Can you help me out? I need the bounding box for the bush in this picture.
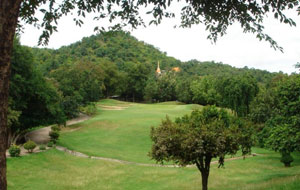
[49,130,60,143]
[79,103,97,116]
[39,144,46,150]
[24,140,37,153]
[9,144,21,157]
[281,152,294,167]
[47,141,54,147]
[51,124,61,132]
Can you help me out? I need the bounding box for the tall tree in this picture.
[0,1,299,189]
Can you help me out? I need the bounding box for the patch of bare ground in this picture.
[98,105,129,110]
[6,114,90,157]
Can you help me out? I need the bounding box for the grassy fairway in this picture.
[7,149,300,190]
[7,99,300,189]
[58,99,200,163]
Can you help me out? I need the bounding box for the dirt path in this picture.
[6,114,90,157]
[98,105,128,110]
[25,114,90,144]
[55,145,260,168]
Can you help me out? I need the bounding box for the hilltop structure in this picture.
[172,67,180,72]
[156,61,161,75]
[156,61,181,76]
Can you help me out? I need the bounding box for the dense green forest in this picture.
[9,31,300,165]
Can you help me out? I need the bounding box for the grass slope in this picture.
[7,149,300,190]
[58,99,200,163]
[7,100,300,189]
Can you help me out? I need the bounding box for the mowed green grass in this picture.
[58,99,201,163]
[7,99,300,189]
[7,149,300,190]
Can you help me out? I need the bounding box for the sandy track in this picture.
[25,114,90,144]
[98,105,129,110]
[6,114,90,157]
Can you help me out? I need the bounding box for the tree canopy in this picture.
[19,0,299,50]
[150,106,253,190]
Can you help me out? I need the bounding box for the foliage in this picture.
[174,76,193,103]
[49,131,60,144]
[190,76,220,105]
[280,152,294,167]
[216,74,259,116]
[150,106,253,190]
[8,145,21,157]
[253,74,300,166]
[23,140,37,153]
[47,142,54,148]
[39,144,46,151]
[19,0,299,50]
[79,103,97,116]
[51,125,61,132]
[7,105,21,129]
[9,38,66,142]
[50,123,61,145]
[249,86,278,124]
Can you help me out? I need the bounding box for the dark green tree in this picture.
[190,76,220,105]
[265,74,300,166]
[216,74,259,116]
[150,106,253,190]
[144,77,159,102]
[175,75,193,103]
[156,73,177,102]
[51,61,105,117]
[8,39,66,146]
[121,62,152,101]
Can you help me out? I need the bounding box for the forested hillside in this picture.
[28,30,281,114]
[32,31,277,82]
[9,32,279,141]
[9,30,300,171]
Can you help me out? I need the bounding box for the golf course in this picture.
[7,100,300,190]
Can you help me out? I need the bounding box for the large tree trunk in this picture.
[196,156,212,190]
[200,171,209,190]
[0,0,22,189]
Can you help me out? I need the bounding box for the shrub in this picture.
[51,124,61,132]
[24,140,37,153]
[79,103,97,116]
[49,130,60,143]
[39,144,46,150]
[47,141,54,147]
[281,152,294,167]
[9,144,21,157]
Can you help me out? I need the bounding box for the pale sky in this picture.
[20,5,300,74]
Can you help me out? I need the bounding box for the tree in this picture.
[8,39,66,146]
[216,74,259,116]
[150,106,253,190]
[0,1,299,189]
[51,61,105,117]
[121,61,152,101]
[264,74,300,166]
[175,75,193,103]
[190,76,220,106]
